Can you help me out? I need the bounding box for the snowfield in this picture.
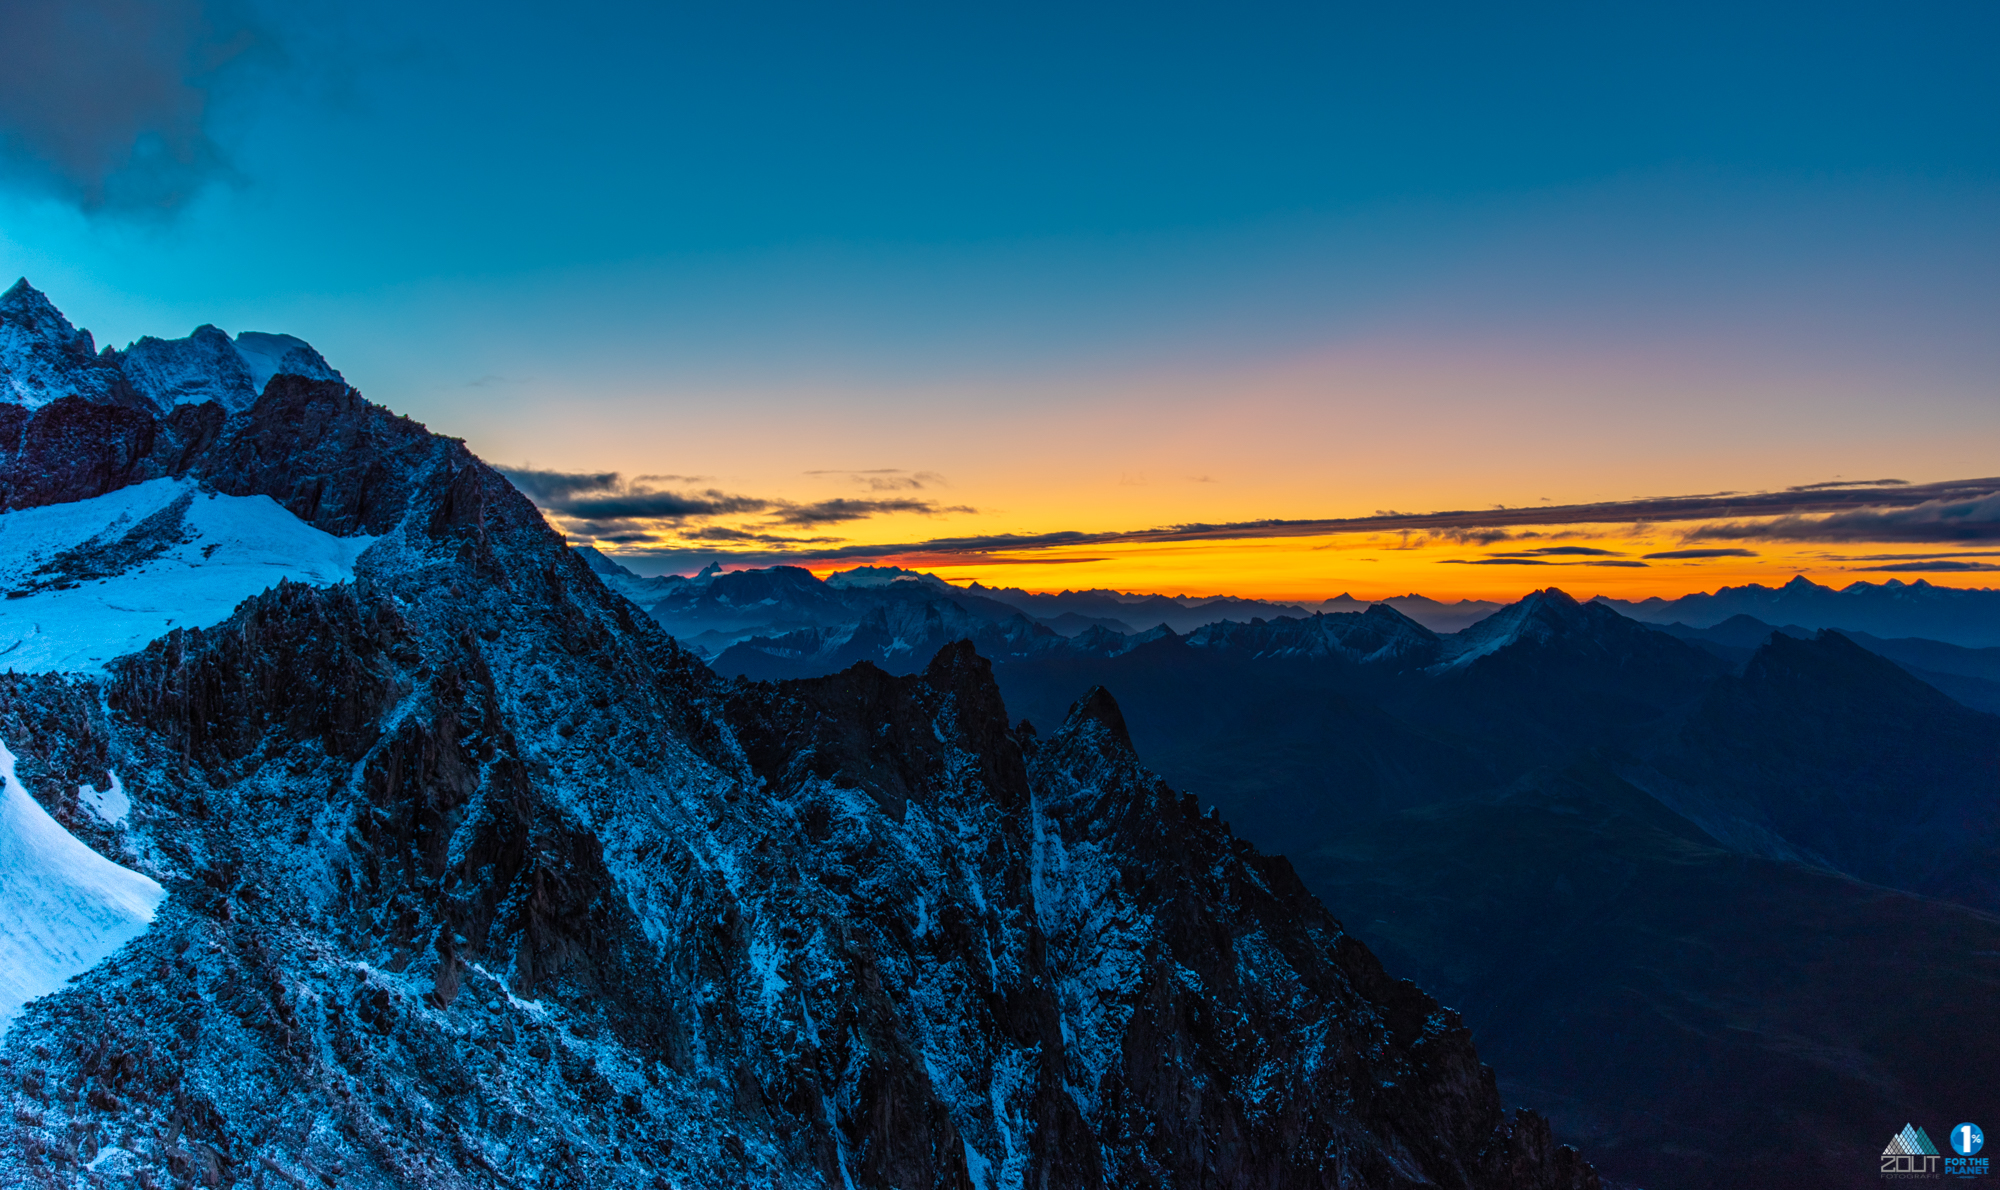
[0,736,164,1035]
[0,478,375,674]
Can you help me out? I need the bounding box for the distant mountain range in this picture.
[581,550,1509,646]
[1600,573,2000,647]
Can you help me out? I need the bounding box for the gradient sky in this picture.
[1,1,1995,598]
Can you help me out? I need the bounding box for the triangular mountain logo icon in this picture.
[1883,1124,1941,1157]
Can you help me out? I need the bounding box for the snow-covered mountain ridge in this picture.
[0,286,1597,1188]
[0,279,341,414]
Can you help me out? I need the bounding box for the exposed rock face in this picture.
[0,350,1596,1185]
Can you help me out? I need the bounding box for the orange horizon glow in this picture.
[776,525,1999,603]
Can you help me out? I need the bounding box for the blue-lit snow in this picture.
[0,736,165,1035]
[0,478,375,673]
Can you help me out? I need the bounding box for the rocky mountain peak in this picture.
[0,278,83,345]
[1062,684,1134,750]
[0,285,342,416]
[0,278,138,410]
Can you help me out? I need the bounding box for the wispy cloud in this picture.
[1493,546,1624,557]
[497,467,622,503]
[767,497,979,526]
[0,0,276,214]
[1823,550,2000,562]
[804,468,947,491]
[1442,556,1647,567]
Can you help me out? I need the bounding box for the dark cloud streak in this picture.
[1688,492,2000,544]
[497,467,621,503]
[1848,560,2000,572]
[1643,548,1758,559]
[0,0,274,213]
[769,498,977,526]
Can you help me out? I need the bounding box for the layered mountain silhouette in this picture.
[1601,573,2000,648]
[0,283,1598,1188]
[1659,613,2000,713]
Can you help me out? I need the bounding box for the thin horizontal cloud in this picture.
[1493,546,1624,557]
[500,467,762,520]
[1787,478,1909,491]
[1849,560,2000,572]
[768,498,978,526]
[1436,529,1523,546]
[1687,492,2000,544]
[1442,557,1648,567]
[567,491,771,520]
[1824,550,2000,562]
[1644,548,1758,559]
[684,526,843,545]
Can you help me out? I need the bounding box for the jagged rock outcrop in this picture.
[0,306,1597,1186]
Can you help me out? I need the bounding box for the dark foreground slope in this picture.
[0,379,1593,1188]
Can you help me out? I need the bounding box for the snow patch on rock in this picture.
[79,772,130,826]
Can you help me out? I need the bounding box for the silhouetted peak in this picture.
[1739,625,1953,710]
[923,637,991,683]
[1363,601,1438,636]
[1063,685,1134,751]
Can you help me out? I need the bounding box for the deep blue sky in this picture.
[0,1,1995,588]
[10,3,1996,271]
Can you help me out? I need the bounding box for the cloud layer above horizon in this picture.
[499,466,2000,597]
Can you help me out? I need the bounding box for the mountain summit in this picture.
[0,279,342,415]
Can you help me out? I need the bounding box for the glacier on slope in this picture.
[0,478,375,673]
[0,735,164,1035]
